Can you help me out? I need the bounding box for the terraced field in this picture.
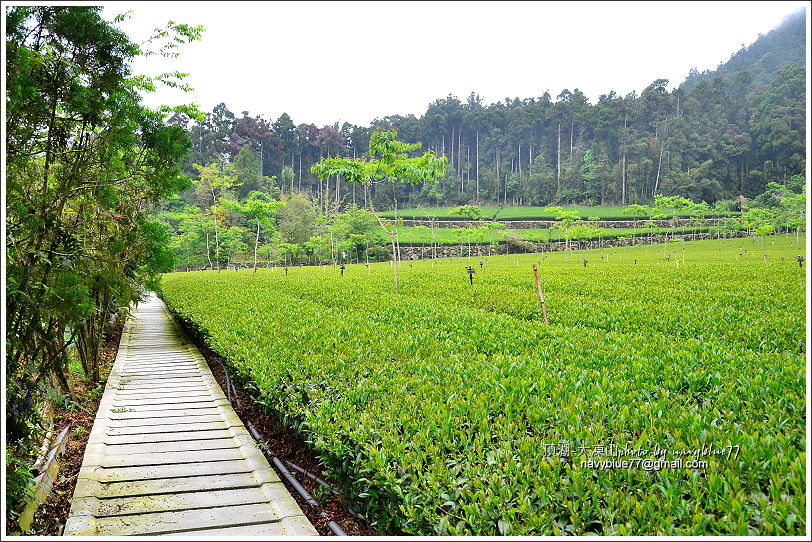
[158,235,806,535]
[378,205,739,221]
[394,225,714,245]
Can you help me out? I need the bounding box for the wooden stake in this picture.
[532,264,549,326]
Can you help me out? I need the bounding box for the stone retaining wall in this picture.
[399,218,732,229]
[399,231,750,260]
[173,231,753,272]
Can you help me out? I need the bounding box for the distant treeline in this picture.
[166,10,805,211]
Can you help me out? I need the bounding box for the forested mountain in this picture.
[167,8,806,212]
[681,8,806,91]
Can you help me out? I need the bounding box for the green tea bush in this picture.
[160,236,806,535]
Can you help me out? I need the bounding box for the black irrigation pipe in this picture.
[286,460,339,495]
[215,359,240,407]
[167,308,240,407]
[171,308,344,535]
[246,421,346,536]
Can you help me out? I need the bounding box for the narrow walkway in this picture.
[65,294,318,536]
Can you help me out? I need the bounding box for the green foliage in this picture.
[311,130,447,188]
[5,455,35,525]
[280,166,295,192]
[743,207,776,230]
[449,205,484,220]
[5,6,202,445]
[277,192,319,245]
[221,197,284,229]
[160,236,805,536]
[193,162,241,201]
[653,195,694,218]
[45,386,77,412]
[227,145,264,196]
[329,204,388,262]
[543,206,581,223]
[312,130,448,291]
[86,385,105,400]
[622,204,652,218]
[140,220,177,290]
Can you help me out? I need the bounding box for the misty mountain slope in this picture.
[681,8,806,92]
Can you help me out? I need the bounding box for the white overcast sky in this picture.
[95,0,808,127]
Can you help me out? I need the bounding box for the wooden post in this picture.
[532,264,549,326]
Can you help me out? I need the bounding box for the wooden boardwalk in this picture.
[65,294,318,536]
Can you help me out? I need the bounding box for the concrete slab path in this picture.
[65,293,318,536]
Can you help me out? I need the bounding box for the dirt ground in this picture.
[28,322,123,536]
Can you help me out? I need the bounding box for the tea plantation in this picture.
[158,235,806,535]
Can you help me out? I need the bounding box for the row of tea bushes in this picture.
[159,236,805,535]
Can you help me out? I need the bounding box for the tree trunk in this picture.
[654,139,664,197]
[653,117,668,197]
[460,142,464,194]
[253,219,260,275]
[556,123,561,198]
[621,117,627,205]
[451,125,455,169]
[317,153,323,206]
[212,187,220,272]
[432,222,436,263]
[329,229,334,266]
[476,130,480,201]
[391,200,400,294]
[622,151,627,206]
[518,143,522,178]
[495,144,501,204]
[458,127,462,178]
[465,145,470,193]
[570,119,574,157]
[206,232,212,269]
[52,350,73,400]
